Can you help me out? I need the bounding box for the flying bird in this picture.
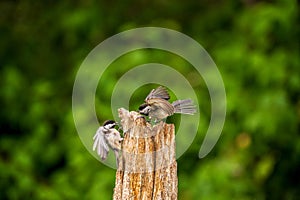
[138,86,196,122]
[92,120,123,165]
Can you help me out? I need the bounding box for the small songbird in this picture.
[92,120,123,165]
[138,86,197,122]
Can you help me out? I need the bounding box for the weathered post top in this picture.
[113,108,177,200]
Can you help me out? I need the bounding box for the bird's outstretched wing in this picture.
[93,127,109,160]
[145,86,170,101]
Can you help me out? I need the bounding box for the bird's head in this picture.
[138,103,151,116]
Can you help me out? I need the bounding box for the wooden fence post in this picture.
[113,108,177,200]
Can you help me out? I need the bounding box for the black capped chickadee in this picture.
[138,86,196,121]
[93,120,123,165]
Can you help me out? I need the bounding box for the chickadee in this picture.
[92,120,123,165]
[138,86,196,121]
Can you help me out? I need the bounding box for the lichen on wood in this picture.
[113,108,177,200]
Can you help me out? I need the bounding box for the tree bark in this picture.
[113,108,177,200]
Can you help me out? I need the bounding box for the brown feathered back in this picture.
[146,98,174,116]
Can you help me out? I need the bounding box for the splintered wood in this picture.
[113,108,177,200]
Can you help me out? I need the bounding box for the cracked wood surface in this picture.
[113,108,177,200]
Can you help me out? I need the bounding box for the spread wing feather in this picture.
[145,86,170,101]
[93,127,109,160]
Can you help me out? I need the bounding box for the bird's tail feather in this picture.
[172,99,196,115]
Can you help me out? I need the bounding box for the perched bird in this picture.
[138,86,196,122]
[92,120,123,165]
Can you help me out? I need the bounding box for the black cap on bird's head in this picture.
[103,120,116,128]
[138,103,148,111]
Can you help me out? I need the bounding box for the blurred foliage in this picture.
[0,0,299,199]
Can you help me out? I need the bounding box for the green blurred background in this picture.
[0,0,299,199]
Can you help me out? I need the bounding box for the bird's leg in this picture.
[149,118,159,126]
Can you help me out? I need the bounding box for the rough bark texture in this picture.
[113,108,177,200]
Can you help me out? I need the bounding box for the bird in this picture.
[138,86,197,122]
[92,120,123,165]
